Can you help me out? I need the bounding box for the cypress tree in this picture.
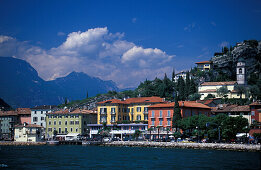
[189,79,197,95]
[172,94,181,129]
[86,91,89,99]
[172,68,175,82]
[185,72,190,99]
[177,77,185,101]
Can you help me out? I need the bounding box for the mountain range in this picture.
[0,57,119,108]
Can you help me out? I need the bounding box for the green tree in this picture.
[217,86,229,99]
[177,77,185,101]
[235,85,246,99]
[86,91,89,99]
[224,46,229,54]
[204,94,215,100]
[64,97,68,105]
[189,79,197,95]
[172,68,175,82]
[172,96,181,129]
[133,130,142,140]
[185,72,191,99]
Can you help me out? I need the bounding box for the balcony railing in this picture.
[100,112,107,115]
[99,120,107,123]
[111,111,116,115]
[143,111,148,114]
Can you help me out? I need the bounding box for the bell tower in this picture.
[236,58,246,85]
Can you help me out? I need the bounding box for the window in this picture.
[76,128,78,132]
[118,115,121,121]
[137,107,141,112]
[59,115,62,118]
[41,117,44,121]
[34,111,37,114]
[59,128,61,134]
[49,121,51,125]
[54,115,57,118]
[75,115,79,118]
[111,116,116,122]
[137,115,141,121]
[159,111,163,118]
[54,121,56,125]
[41,123,43,126]
[151,111,155,118]
[41,111,43,114]
[167,120,171,126]
[144,107,148,112]
[46,111,48,113]
[65,128,67,133]
[75,121,79,125]
[48,128,52,132]
[111,108,115,113]
[65,115,68,118]
[65,121,67,125]
[167,110,171,117]
[71,128,73,132]
[159,120,162,126]
[251,111,255,116]
[59,121,61,125]
[144,114,148,121]
[151,120,155,126]
[70,115,74,118]
[70,121,74,125]
[239,68,242,74]
[118,108,121,112]
[33,117,38,122]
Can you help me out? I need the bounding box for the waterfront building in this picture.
[17,108,31,124]
[31,105,56,129]
[14,123,42,142]
[97,97,165,125]
[212,104,251,124]
[195,61,212,71]
[249,102,261,123]
[46,109,97,139]
[0,111,18,140]
[198,81,245,100]
[147,101,211,139]
[87,123,147,139]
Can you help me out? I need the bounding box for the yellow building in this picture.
[46,109,97,138]
[97,97,165,125]
[198,81,246,100]
[195,61,212,71]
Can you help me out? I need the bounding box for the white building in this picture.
[14,123,43,142]
[174,71,191,82]
[31,105,56,129]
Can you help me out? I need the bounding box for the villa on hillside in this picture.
[173,71,192,82]
[195,61,212,71]
[198,81,245,100]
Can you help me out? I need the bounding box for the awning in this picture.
[236,133,249,138]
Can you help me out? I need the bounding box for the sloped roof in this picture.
[97,99,125,104]
[48,109,96,115]
[213,104,250,113]
[148,101,210,109]
[124,96,164,104]
[15,124,43,128]
[250,102,261,106]
[0,110,17,116]
[16,108,31,115]
[200,81,237,86]
[31,105,56,110]
[195,61,212,64]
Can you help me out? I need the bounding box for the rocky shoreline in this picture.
[0,141,46,146]
[104,141,261,152]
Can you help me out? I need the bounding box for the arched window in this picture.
[239,68,242,74]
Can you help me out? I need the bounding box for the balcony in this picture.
[111,111,116,115]
[150,116,155,119]
[158,116,163,118]
[111,120,116,123]
[165,115,171,118]
[130,111,134,115]
[99,120,107,123]
[143,111,148,114]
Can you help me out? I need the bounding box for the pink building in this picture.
[16,108,31,124]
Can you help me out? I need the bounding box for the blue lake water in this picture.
[0,145,260,169]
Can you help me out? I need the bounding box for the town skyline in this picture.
[0,0,261,88]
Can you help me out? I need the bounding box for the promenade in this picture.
[104,141,261,152]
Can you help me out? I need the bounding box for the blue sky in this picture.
[0,0,260,88]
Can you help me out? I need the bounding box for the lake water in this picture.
[0,145,260,169]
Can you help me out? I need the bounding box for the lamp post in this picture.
[196,126,199,143]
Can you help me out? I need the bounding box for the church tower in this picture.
[236,58,246,85]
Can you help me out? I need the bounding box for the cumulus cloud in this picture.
[57,32,65,36]
[0,27,175,88]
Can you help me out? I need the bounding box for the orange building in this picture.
[249,102,261,123]
[16,108,31,124]
[148,101,211,132]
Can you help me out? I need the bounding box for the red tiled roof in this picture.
[0,111,18,116]
[200,81,237,86]
[97,99,125,104]
[195,61,212,64]
[149,101,210,109]
[16,108,31,115]
[15,124,43,128]
[213,104,250,113]
[124,96,164,104]
[48,109,96,115]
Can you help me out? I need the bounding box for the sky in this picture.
[0,0,261,88]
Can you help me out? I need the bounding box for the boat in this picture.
[46,140,60,145]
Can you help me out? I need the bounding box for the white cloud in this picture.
[0,27,175,88]
[57,32,65,36]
